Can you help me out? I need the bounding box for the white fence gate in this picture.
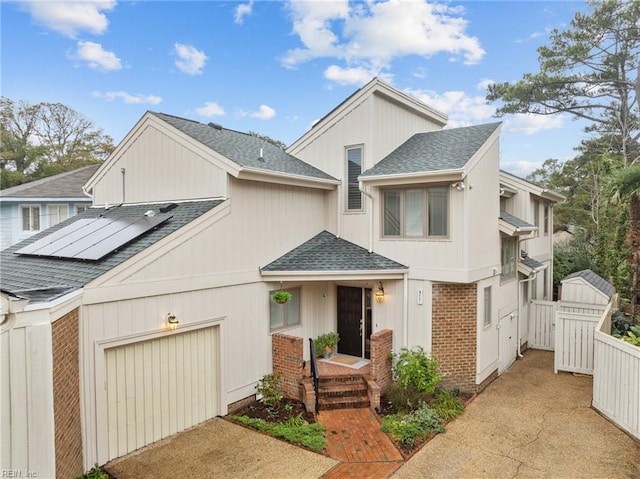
[554,301,607,375]
[529,300,557,351]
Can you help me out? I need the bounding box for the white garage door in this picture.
[105,326,219,461]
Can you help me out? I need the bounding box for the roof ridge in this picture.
[0,164,99,196]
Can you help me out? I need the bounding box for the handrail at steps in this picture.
[308,338,320,413]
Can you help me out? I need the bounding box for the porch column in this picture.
[272,333,304,400]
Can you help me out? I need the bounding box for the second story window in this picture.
[21,205,40,232]
[501,236,516,282]
[382,186,449,239]
[346,146,363,211]
[48,204,69,227]
[544,205,549,235]
[533,199,540,231]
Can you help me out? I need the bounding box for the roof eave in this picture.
[499,220,537,237]
[260,269,408,281]
[359,169,465,186]
[237,167,339,190]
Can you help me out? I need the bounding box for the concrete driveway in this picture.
[393,349,640,479]
[106,349,639,479]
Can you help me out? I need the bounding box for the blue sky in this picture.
[2,1,591,177]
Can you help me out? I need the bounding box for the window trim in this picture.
[269,287,301,332]
[345,145,364,213]
[381,184,450,240]
[544,204,549,236]
[48,203,69,227]
[500,236,516,284]
[483,286,492,327]
[20,204,41,232]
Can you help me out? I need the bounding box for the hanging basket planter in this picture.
[272,290,293,304]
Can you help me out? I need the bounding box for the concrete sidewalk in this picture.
[394,349,640,479]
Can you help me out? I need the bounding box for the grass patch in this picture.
[432,388,465,421]
[233,414,326,452]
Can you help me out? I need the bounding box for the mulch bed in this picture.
[231,398,317,424]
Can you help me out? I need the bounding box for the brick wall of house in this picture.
[432,283,478,393]
[370,329,393,391]
[272,333,304,400]
[52,308,83,479]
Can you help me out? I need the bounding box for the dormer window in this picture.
[346,146,363,211]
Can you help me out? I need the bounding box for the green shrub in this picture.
[381,403,443,446]
[77,464,108,479]
[391,346,441,394]
[255,373,283,407]
[385,382,432,413]
[233,415,326,452]
[432,388,465,421]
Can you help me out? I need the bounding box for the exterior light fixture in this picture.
[375,282,385,303]
[452,181,465,191]
[167,313,179,330]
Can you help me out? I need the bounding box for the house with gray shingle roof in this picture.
[0,164,98,249]
[0,77,563,477]
[561,269,615,305]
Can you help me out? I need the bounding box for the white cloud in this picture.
[239,105,276,120]
[22,1,116,37]
[503,114,565,135]
[405,87,495,128]
[93,91,163,105]
[235,1,253,25]
[501,160,545,178]
[174,43,208,75]
[196,102,225,117]
[74,41,121,71]
[282,0,484,78]
[324,65,379,86]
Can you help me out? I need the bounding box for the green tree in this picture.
[488,0,640,303]
[0,98,114,189]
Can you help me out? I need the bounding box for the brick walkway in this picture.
[318,408,404,479]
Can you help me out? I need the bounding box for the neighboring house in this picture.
[0,78,563,478]
[0,164,98,249]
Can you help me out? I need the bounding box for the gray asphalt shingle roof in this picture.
[0,164,99,198]
[151,112,336,181]
[500,211,536,230]
[261,231,407,272]
[563,269,615,298]
[521,256,545,271]
[360,122,501,178]
[0,200,222,303]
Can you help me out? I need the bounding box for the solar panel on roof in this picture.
[16,214,171,261]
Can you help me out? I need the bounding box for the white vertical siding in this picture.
[554,306,602,374]
[560,279,610,305]
[92,123,228,206]
[0,318,55,478]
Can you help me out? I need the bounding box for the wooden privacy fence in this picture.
[554,301,607,375]
[592,297,640,441]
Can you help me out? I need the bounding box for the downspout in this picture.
[517,273,537,358]
[359,181,374,253]
[403,272,409,347]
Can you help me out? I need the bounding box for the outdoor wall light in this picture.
[375,282,385,303]
[167,313,179,330]
[451,181,465,191]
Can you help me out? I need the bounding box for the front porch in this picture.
[272,330,394,413]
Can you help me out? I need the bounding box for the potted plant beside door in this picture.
[314,332,340,358]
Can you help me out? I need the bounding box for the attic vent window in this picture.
[207,122,222,130]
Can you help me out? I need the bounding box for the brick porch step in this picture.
[317,375,370,410]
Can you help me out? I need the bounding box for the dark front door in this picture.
[337,286,363,357]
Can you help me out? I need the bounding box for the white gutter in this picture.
[359,181,374,253]
[403,272,409,348]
